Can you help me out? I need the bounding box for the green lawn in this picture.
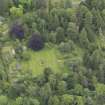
[20,44,83,76]
[21,47,63,76]
[3,42,83,77]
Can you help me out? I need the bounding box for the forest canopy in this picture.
[0,0,105,105]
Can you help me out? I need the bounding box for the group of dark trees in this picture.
[0,67,101,105]
[28,33,44,51]
[9,0,105,49]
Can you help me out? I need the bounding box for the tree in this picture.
[58,40,75,53]
[58,42,68,53]
[48,0,53,13]
[12,0,19,6]
[48,74,57,90]
[90,50,103,70]
[57,80,67,94]
[73,96,84,105]
[33,0,47,9]
[28,33,44,51]
[0,42,11,81]
[10,5,23,18]
[102,9,105,29]
[67,22,79,42]
[43,67,53,81]
[15,97,23,105]
[64,0,72,9]
[39,83,52,105]
[77,5,89,31]
[44,68,53,76]
[48,13,60,31]
[84,10,93,29]
[85,96,94,105]
[66,8,77,22]
[66,73,76,89]
[61,94,73,105]
[19,0,32,11]
[86,27,96,42]
[48,96,60,105]
[92,8,104,32]
[79,28,89,48]
[0,95,8,105]
[96,94,105,105]
[8,81,26,98]
[91,0,105,10]
[56,27,65,43]
[0,0,13,15]
[10,23,24,40]
[37,19,46,34]
[49,31,57,43]
[97,63,105,83]
[23,97,40,105]
[84,0,91,7]
[74,84,84,96]
[83,9,96,42]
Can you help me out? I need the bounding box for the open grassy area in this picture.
[21,47,63,76]
[5,43,83,77]
[20,45,83,76]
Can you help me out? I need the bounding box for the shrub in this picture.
[10,24,24,40]
[56,27,65,43]
[10,5,23,18]
[58,40,75,53]
[21,52,30,61]
[28,33,44,51]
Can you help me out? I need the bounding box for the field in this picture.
[21,47,64,76]
[20,45,83,76]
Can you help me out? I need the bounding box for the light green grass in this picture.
[21,48,63,76]
[8,44,83,76]
[15,44,83,76]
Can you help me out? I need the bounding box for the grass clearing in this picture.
[21,47,63,76]
[6,43,83,77]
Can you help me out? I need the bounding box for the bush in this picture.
[58,40,75,53]
[10,23,24,40]
[28,33,44,51]
[10,5,23,18]
[21,52,30,61]
[58,42,70,53]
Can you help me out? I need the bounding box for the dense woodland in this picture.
[0,0,105,104]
